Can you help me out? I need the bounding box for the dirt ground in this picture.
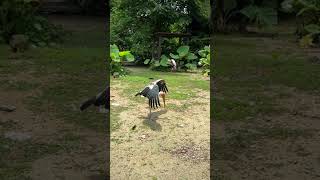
[110,77,210,179]
[213,87,320,179]
[213,35,320,179]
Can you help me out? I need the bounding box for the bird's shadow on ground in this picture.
[141,109,168,131]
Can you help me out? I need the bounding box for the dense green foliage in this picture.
[214,0,278,32]
[144,55,171,71]
[282,0,320,47]
[170,45,198,71]
[0,0,67,46]
[110,44,135,76]
[198,45,210,76]
[111,0,209,60]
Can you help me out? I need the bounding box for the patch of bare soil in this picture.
[214,85,320,180]
[110,86,210,179]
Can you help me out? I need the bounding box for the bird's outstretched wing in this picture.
[80,96,96,111]
[135,84,161,109]
[80,86,110,111]
[154,79,168,93]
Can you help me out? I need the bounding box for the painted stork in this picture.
[135,79,168,120]
[170,59,177,71]
[80,86,110,112]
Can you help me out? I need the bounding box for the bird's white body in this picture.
[170,59,177,71]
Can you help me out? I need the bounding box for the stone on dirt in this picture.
[4,131,32,141]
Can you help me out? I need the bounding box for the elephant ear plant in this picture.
[144,55,171,71]
[282,0,320,47]
[169,45,198,71]
[198,45,210,76]
[110,44,135,77]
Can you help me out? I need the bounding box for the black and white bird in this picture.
[80,86,110,113]
[170,59,177,71]
[135,79,168,120]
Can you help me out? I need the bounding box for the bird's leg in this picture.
[162,94,166,108]
[159,91,166,108]
[149,106,152,120]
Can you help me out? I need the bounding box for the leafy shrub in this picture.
[240,5,278,28]
[189,37,210,52]
[282,0,320,47]
[198,45,210,76]
[169,45,198,71]
[110,44,135,77]
[144,55,171,71]
[0,0,68,46]
[110,0,193,58]
[214,0,278,32]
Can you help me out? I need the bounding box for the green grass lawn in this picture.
[0,17,106,179]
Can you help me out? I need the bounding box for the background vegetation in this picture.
[110,0,210,74]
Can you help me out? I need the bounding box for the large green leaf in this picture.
[177,45,189,57]
[160,55,169,67]
[305,24,320,34]
[296,0,320,16]
[144,59,151,64]
[185,63,197,70]
[154,61,160,67]
[111,53,121,62]
[204,45,210,51]
[281,0,294,12]
[125,53,135,62]
[240,5,278,26]
[110,44,120,54]
[186,53,198,60]
[198,50,208,57]
[119,51,131,56]
[170,53,180,59]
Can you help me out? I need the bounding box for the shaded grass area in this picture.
[0,137,60,180]
[213,35,320,122]
[214,127,314,161]
[0,80,40,91]
[0,133,83,179]
[213,34,320,175]
[0,17,106,178]
[0,24,107,131]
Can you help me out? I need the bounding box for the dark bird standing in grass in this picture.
[80,86,110,112]
[135,79,168,120]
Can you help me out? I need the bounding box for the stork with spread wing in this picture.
[135,79,168,120]
[80,86,110,112]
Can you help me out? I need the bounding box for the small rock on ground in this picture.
[4,131,31,141]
